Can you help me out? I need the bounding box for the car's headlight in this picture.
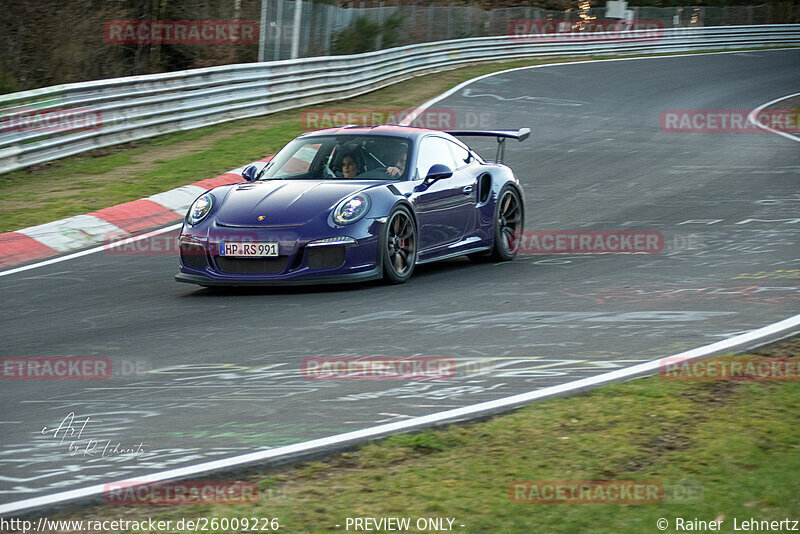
[333,193,371,225]
[186,193,214,226]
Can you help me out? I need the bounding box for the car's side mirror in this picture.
[242,165,259,182]
[424,164,453,184]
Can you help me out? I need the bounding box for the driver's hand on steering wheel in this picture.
[385,166,402,177]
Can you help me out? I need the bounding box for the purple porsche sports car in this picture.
[175,124,529,286]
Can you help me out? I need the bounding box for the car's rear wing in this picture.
[446,128,531,164]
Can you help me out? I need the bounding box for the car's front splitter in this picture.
[174,264,383,287]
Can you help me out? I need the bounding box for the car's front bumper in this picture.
[175,218,384,286]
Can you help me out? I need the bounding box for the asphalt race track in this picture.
[1,49,798,509]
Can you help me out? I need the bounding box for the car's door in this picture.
[412,136,475,253]
[444,138,479,238]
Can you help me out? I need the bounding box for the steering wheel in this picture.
[322,164,337,179]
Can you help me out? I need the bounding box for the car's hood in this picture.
[215,180,381,227]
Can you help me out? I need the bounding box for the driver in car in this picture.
[385,150,406,178]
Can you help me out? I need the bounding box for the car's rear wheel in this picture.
[382,205,417,284]
[489,185,523,261]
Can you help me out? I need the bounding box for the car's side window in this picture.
[415,137,456,180]
[446,140,471,169]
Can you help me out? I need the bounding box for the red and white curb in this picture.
[0,168,252,269]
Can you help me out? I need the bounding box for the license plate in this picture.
[219,242,279,257]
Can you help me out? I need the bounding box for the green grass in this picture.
[1,46,791,233]
[48,338,800,533]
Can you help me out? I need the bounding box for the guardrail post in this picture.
[303,1,312,57]
[428,3,434,42]
[290,0,303,59]
[324,3,333,55]
[377,1,385,49]
[447,2,453,40]
[259,0,268,62]
[274,0,284,61]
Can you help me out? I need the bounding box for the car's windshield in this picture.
[258,135,412,181]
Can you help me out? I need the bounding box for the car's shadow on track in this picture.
[177,258,485,297]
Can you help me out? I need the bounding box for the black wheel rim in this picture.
[498,190,522,253]
[387,211,416,276]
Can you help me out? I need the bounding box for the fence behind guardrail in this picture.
[0,24,798,174]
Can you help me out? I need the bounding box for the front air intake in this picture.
[307,245,346,270]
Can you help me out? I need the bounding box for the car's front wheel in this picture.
[382,205,417,284]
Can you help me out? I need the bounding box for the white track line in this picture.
[748,92,800,143]
[2,48,799,516]
[0,224,182,278]
[2,313,798,515]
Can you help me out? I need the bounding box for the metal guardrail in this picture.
[0,24,798,174]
